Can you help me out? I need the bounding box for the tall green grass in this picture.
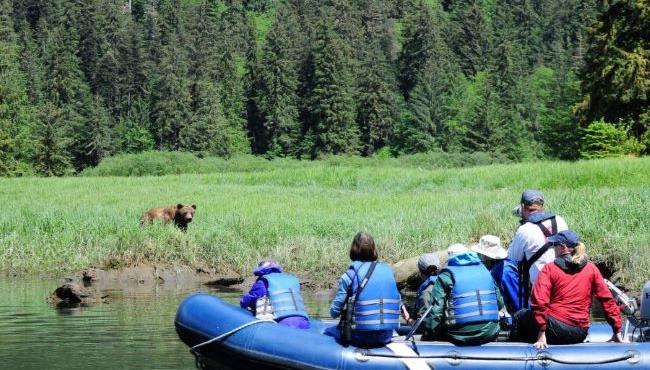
[1,157,648,288]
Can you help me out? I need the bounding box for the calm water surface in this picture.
[0,277,610,369]
[0,278,332,370]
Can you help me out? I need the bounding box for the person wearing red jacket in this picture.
[511,230,624,348]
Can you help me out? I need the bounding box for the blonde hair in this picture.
[570,242,587,263]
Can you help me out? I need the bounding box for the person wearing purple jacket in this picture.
[240,259,311,329]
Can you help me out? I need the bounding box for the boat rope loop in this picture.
[190,319,276,352]
[360,349,638,365]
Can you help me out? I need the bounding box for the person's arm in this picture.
[240,279,267,310]
[502,262,522,312]
[415,284,434,321]
[330,273,351,318]
[494,279,505,311]
[530,265,553,348]
[591,264,623,339]
[422,272,451,336]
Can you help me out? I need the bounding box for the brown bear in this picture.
[140,204,197,232]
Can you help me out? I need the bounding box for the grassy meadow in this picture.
[0,155,649,288]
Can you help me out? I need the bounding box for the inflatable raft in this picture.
[175,293,650,370]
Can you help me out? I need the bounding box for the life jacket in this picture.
[417,275,437,297]
[347,261,401,332]
[519,211,558,309]
[255,272,309,321]
[442,254,499,326]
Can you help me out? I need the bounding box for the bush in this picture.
[82,150,509,177]
[580,119,644,159]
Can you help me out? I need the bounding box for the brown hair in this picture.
[349,231,378,262]
[570,242,587,264]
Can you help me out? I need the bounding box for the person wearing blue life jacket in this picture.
[422,250,504,345]
[327,232,402,348]
[471,235,522,315]
[240,259,310,329]
[403,253,441,326]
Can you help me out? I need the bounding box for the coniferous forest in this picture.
[0,0,648,176]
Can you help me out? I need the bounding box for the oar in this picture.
[405,304,434,342]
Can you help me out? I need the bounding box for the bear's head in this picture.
[176,204,197,223]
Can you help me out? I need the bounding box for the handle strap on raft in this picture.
[360,349,639,365]
[190,319,276,352]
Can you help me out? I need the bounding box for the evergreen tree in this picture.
[306,17,359,157]
[212,7,254,154]
[74,94,113,166]
[181,80,229,156]
[398,1,434,97]
[150,39,191,150]
[32,102,70,176]
[356,47,399,155]
[485,40,531,160]
[0,0,34,175]
[397,0,453,98]
[447,0,490,77]
[576,0,649,139]
[356,0,400,155]
[114,98,154,153]
[256,2,303,156]
[17,21,43,105]
[395,1,459,153]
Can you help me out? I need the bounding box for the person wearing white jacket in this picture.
[507,190,568,309]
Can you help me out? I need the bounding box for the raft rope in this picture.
[190,319,276,351]
[359,349,638,365]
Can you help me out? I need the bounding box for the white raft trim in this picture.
[385,342,431,370]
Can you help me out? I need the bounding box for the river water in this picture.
[0,277,613,369]
[0,277,333,370]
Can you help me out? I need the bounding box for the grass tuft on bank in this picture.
[2,156,649,288]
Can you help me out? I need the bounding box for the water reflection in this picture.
[0,278,333,370]
[0,277,606,369]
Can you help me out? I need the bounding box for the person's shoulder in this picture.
[514,222,541,241]
[436,270,453,284]
[554,214,569,228]
[539,260,557,274]
[584,261,602,275]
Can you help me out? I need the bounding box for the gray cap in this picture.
[521,189,544,205]
[417,253,440,274]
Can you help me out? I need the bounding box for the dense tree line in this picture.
[0,0,647,176]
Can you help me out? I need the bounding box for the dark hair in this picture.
[349,231,378,262]
[424,265,438,276]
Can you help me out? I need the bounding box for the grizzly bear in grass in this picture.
[140,204,197,232]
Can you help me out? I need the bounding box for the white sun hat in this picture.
[447,243,468,257]
[471,235,507,260]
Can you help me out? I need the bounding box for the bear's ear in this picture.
[191,204,197,210]
[177,204,184,209]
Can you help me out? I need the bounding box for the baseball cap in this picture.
[417,253,440,274]
[547,230,580,248]
[521,189,544,205]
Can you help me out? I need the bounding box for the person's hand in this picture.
[400,305,411,322]
[609,332,626,343]
[533,331,548,349]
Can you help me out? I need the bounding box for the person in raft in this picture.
[421,249,504,345]
[327,231,402,347]
[511,230,624,348]
[240,258,310,329]
[508,189,568,309]
[471,235,522,315]
[402,252,441,325]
